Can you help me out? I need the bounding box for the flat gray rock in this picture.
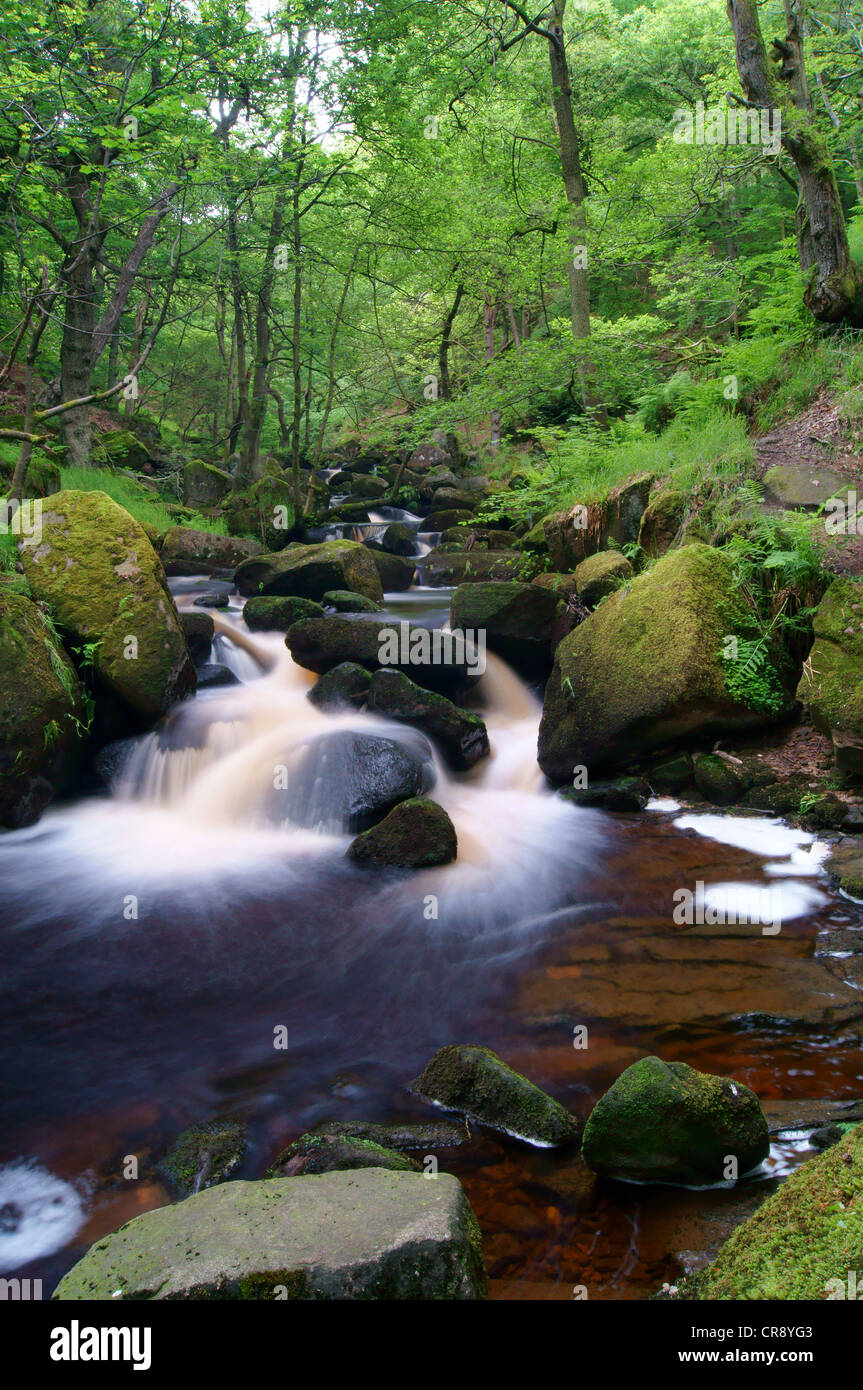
[53,1170,486,1301]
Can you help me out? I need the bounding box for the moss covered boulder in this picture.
[160,526,264,577]
[19,491,196,720]
[418,550,537,586]
[582,1056,769,1186]
[450,580,563,676]
[287,616,478,697]
[322,589,382,613]
[0,451,61,498]
[0,591,86,827]
[692,752,751,806]
[182,459,233,507]
[307,662,371,711]
[269,1132,420,1177]
[368,668,489,770]
[638,489,685,557]
[797,578,863,779]
[235,539,383,603]
[364,545,416,592]
[411,1044,581,1148]
[244,595,324,632]
[347,796,457,868]
[53,1170,486,1300]
[538,544,787,781]
[91,428,153,470]
[689,1121,863,1299]
[574,550,633,608]
[160,1119,247,1197]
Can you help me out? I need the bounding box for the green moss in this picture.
[690,1122,863,1299]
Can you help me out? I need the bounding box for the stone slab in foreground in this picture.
[53,1170,486,1301]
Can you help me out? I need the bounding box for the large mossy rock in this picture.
[243,595,325,632]
[19,490,196,720]
[450,581,563,677]
[538,543,786,781]
[160,526,264,577]
[91,428,153,470]
[347,796,457,868]
[582,1056,769,1186]
[287,616,478,697]
[411,1044,581,1148]
[235,539,383,603]
[368,668,488,770]
[544,474,653,570]
[0,591,85,827]
[796,577,863,779]
[690,1121,863,1299]
[53,1170,486,1300]
[182,459,233,507]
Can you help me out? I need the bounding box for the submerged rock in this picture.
[19,490,196,721]
[53,1170,486,1300]
[268,1133,420,1177]
[368,668,489,770]
[539,544,789,781]
[347,796,457,868]
[410,1044,581,1148]
[243,595,325,632]
[582,1056,769,1186]
[0,591,86,827]
[688,1121,863,1299]
[235,539,383,603]
[160,1119,247,1197]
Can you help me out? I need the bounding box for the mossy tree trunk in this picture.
[727,0,863,325]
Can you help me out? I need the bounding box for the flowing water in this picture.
[1,581,862,1298]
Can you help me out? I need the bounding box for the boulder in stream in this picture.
[179,609,214,661]
[159,1119,247,1197]
[19,490,196,722]
[362,543,416,591]
[450,580,564,677]
[235,539,383,604]
[410,1044,581,1148]
[322,589,382,613]
[307,662,372,711]
[539,544,791,781]
[52,1170,486,1300]
[268,1132,420,1177]
[582,1056,769,1186]
[287,615,480,697]
[280,730,434,832]
[368,668,489,770]
[244,594,324,631]
[347,796,457,867]
[160,526,264,576]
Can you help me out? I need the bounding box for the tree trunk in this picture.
[727,0,863,324]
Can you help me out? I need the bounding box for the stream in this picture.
[1,571,862,1299]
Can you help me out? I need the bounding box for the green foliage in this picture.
[58,468,229,536]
